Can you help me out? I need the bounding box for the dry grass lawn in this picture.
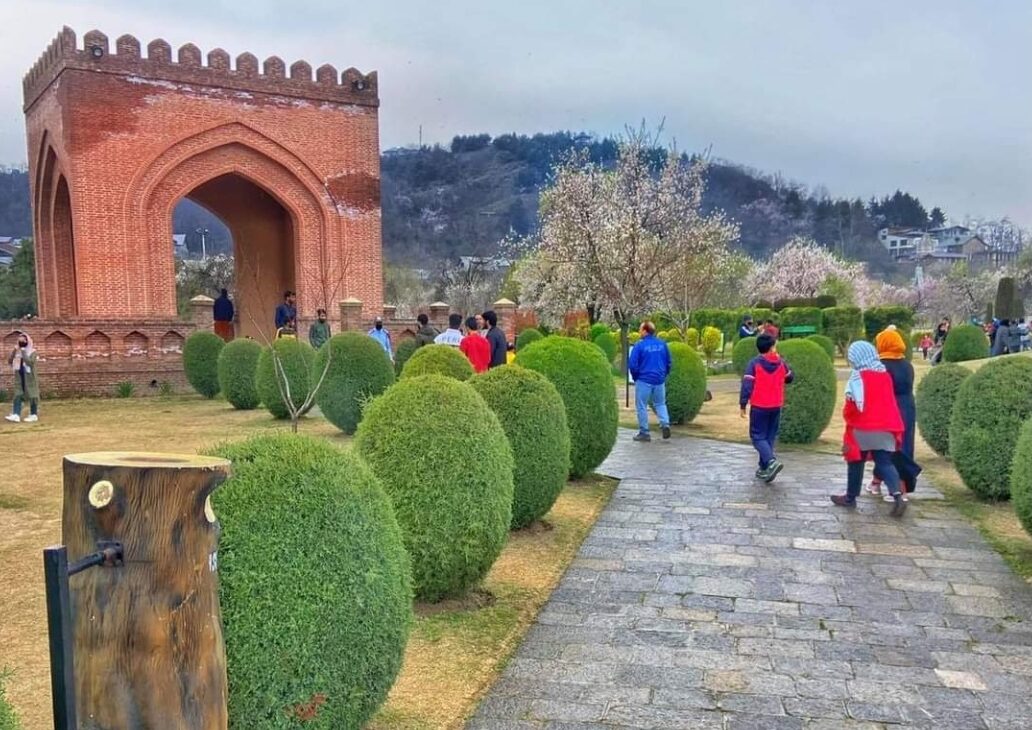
[0,395,614,730]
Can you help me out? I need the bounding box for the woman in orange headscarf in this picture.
[866,327,916,499]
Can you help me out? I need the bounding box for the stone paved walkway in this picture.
[469,432,1032,729]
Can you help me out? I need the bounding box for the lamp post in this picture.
[195,227,209,262]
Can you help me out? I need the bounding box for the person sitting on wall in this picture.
[276,318,298,340]
[212,288,235,342]
[275,291,297,330]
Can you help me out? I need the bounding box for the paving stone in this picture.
[469,432,1032,729]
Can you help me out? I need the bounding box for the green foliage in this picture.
[593,331,618,362]
[0,669,18,730]
[862,306,915,342]
[806,334,835,359]
[588,323,610,341]
[821,307,863,354]
[915,363,970,457]
[114,381,135,399]
[255,339,316,419]
[0,239,36,319]
[217,338,263,410]
[401,343,475,381]
[949,357,1032,499]
[158,380,175,397]
[628,331,641,345]
[516,336,618,478]
[995,277,1019,321]
[355,375,514,600]
[778,339,837,444]
[773,296,837,310]
[182,331,225,399]
[942,324,990,363]
[691,308,735,335]
[314,333,395,434]
[1010,420,1032,539]
[747,309,777,330]
[732,336,758,375]
[394,338,419,375]
[515,327,543,351]
[779,307,823,331]
[683,327,699,348]
[470,366,570,528]
[210,434,411,729]
[701,326,722,359]
[666,343,707,424]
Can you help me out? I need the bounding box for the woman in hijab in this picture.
[865,328,916,501]
[6,332,40,423]
[831,341,907,516]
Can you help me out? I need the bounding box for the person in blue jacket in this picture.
[628,321,672,442]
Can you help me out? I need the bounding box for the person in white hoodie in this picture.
[6,333,40,423]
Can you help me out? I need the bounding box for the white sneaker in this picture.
[24,414,38,423]
[4,414,20,423]
[883,492,909,503]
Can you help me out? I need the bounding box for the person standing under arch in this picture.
[213,288,235,341]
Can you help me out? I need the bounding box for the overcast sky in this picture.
[1,0,1029,225]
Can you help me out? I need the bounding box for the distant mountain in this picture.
[0,130,943,278]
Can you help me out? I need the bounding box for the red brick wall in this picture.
[23,28,384,339]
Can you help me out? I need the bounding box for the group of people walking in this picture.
[368,309,510,372]
[631,317,919,518]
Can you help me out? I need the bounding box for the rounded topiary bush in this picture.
[516,336,618,478]
[255,339,316,419]
[778,339,837,444]
[354,375,514,601]
[915,363,970,456]
[210,433,411,729]
[470,366,570,529]
[217,338,263,410]
[666,342,707,424]
[400,343,474,381]
[515,328,543,351]
[593,331,618,363]
[394,338,419,376]
[807,334,836,360]
[949,357,1032,499]
[589,323,610,341]
[314,332,395,434]
[732,336,758,376]
[942,324,990,363]
[1009,420,1032,537]
[183,331,224,399]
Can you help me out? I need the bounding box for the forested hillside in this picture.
[0,131,944,277]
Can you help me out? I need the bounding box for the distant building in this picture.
[172,234,188,259]
[0,238,22,268]
[458,255,512,273]
[880,225,1019,267]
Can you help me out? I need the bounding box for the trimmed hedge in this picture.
[355,375,514,600]
[255,339,316,419]
[915,363,970,456]
[806,334,836,360]
[778,339,837,444]
[666,342,707,424]
[1010,419,1032,538]
[210,434,411,729]
[780,307,823,332]
[217,338,263,410]
[593,331,618,362]
[393,338,419,375]
[863,306,915,341]
[821,307,864,355]
[515,327,543,351]
[183,331,224,399]
[589,323,610,341]
[401,343,474,381]
[942,324,990,363]
[949,357,1032,499]
[470,366,571,528]
[701,326,722,358]
[732,336,758,376]
[314,332,396,434]
[517,336,618,478]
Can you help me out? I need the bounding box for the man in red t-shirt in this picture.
[460,316,491,373]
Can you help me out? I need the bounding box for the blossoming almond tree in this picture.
[514,126,739,372]
[745,236,867,303]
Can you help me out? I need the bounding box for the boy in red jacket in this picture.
[740,334,794,482]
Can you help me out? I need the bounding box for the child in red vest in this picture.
[831,341,907,516]
[740,334,794,482]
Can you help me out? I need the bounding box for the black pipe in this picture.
[43,547,77,730]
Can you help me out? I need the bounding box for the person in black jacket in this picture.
[867,328,916,500]
[483,310,508,368]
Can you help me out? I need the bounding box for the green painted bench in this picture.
[781,325,817,338]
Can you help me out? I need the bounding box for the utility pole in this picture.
[196,227,209,262]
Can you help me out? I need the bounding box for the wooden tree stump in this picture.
[62,452,231,730]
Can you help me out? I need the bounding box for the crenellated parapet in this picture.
[23,26,379,111]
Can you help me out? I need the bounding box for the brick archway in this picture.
[23,27,384,326]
